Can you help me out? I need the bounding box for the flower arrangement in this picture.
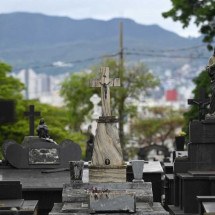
[175,131,186,151]
[177,131,186,137]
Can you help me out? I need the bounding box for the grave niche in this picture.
[3,105,82,169]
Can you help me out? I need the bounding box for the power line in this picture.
[124,44,208,53]
[14,44,211,71]
[124,51,209,59]
[15,52,119,71]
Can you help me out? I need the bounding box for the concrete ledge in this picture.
[62,182,153,204]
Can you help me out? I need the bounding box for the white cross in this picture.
[90,94,101,119]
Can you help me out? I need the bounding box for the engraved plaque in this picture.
[29,148,60,164]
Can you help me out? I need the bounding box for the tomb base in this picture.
[88,165,126,182]
[50,202,169,215]
[49,182,169,215]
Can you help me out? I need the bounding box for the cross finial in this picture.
[188,88,210,120]
[90,67,120,117]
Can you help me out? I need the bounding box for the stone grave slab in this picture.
[0,199,24,210]
[4,136,81,169]
[0,200,38,215]
[89,190,135,213]
[50,202,169,215]
[62,182,153,204]
[203,202,215,214]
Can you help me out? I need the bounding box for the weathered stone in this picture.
[91,123,123,167]
[131,160,144,182]
[89,165,126,183]
[61,202,88,213]
[62,182,153,204]
[89,191,135,212]
[49,202,169,215]
[90,67,124,170]
[70,161,84,183]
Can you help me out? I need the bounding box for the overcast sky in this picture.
[0,0,200,37]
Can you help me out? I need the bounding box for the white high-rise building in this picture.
[12,69,66,107]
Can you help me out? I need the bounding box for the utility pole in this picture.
[118,21,126,155]
[119,22,124,80]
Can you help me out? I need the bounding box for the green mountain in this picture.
[0,12,207,75]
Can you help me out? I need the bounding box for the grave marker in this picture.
[3,118,82,169]
[48,67,169,215]
[89,67,125,182]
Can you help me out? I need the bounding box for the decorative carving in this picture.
[29,148,60,164]
[37,118,49,138]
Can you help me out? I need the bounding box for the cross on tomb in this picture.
[188,88,210,120]
[90,67,120,117]
[24,105,41,136]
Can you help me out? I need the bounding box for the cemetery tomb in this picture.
[166,51,215,215]
[0,105,82,214]
[3,107,82,169]
[49,67,168,215]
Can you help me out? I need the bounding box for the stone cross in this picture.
[24,105,41,136]
[90,94,101,119]
[188,88,210,120]
[90,67,120,116]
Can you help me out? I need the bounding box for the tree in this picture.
[132,106,184,146]
[60,71,97,131]
[61,58,159,151]
[162,0,215,49]
[0,62,25,100]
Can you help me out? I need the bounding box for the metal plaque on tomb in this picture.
[29,148,60,165]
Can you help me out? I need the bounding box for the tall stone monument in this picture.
[89,67,126,182]
[168,48,215,214]
[49,66,168,215]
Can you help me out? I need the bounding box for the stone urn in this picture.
[70,161,84,183]
[175,136,185,151]
[131,160,144,182]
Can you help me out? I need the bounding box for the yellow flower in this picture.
[178,131,186,136]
